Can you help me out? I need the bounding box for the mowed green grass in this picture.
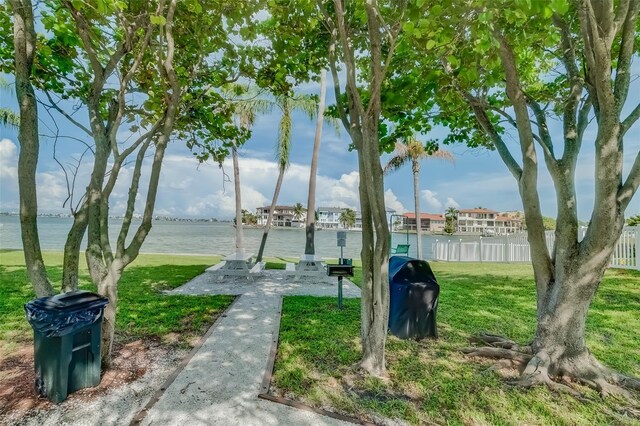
[0,250,234,355]
[272,262,640,425]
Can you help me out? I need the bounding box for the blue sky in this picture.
[1,71,639,221]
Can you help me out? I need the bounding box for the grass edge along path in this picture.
[271,262,640,426]
[0,250,235,356]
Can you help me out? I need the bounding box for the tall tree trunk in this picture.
[358,121,391,377]
[10,0,53,297]
[412,160,422,259]
[232,143,244,252]
[256,167,285,262]
[305,68,326,255]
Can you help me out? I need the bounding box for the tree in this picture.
[415,0,640,394]
[4,0,254,363]
[384,138,454,258]
[6,0,53,297]
[293,202,306,221]
[255,94,317,262]
[626,215,640,226]
[444,207,459,234]
[264,0,434,377]
[304,68,327,255]
[339,208,356,229]
[313,1,410,376]
[222,85,274,253]
[241,209,258,225]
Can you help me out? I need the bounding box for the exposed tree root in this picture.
[463,333,640,402]
[468,333,532,353]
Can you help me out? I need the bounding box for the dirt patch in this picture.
[0,339,183,425]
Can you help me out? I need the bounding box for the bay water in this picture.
[0,215,468,260]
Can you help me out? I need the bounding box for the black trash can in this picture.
[25,291,109,403]
[388,256,440,339]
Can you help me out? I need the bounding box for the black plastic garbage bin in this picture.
[25,291,109,403]
[388,256,440,339]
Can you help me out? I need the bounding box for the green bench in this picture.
[390,244,410,255]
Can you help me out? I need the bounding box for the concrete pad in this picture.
[141,271,359,425]
[167,270,361,298]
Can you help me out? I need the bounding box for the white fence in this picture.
[432,226,639,270]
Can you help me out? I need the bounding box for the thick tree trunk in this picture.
[467,231,638,395]
[412,160,422,259]
[10,0,53,297]
[62,205,88,292]
[358,123,391,377]
[305,69,326,255]
[256,167,285,263]
[232,144,244,252]
[97,263,122,365]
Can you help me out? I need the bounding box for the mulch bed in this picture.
[0,339,154,419]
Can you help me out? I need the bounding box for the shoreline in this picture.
[0,249,356,260]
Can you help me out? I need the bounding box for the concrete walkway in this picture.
[140,270,361,425]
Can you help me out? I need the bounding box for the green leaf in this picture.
[150,15,166,25]
[426,39,436,50]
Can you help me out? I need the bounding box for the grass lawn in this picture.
[0,249,234,356]
[272,262,640,425]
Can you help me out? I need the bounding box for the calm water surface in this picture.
[0,215,473,260]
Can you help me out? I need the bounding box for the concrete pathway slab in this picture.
[141,271,360,425]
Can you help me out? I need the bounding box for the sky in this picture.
[1,71,639,221]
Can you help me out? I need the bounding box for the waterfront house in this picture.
[256,205,304,227]
[317,207,344,229]
[457,208,523,235]
[402,212,446,232]
[353,208,396,230]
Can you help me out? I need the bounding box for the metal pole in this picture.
[338,276,343,309]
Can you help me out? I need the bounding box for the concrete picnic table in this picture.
[286,254,327,281]
[207,251,263,281]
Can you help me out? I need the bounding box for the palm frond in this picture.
[276,110,291,170]
[383,154,410,174]
[288,94,318,121]
[0,109,19,128]
[424,148,456,164]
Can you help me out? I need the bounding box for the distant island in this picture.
[0,211,230,223]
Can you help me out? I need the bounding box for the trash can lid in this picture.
[26,290,108,312]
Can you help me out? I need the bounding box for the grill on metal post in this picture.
[326,231,353,309]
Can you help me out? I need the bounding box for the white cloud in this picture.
[445,197,460,209]
[421,189,443,212]
[0,139,19,211]
[384,189,406,214]
[0,139,18,180]
[0,138,462,220]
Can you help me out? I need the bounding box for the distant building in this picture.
[317,207,344,229]
[456,208,523,235]
[353,208,396,230]
[256,205,305,227]
[402,212,446,233]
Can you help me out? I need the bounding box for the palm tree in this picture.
[444,207,459,234]
[384,138,454,259]
[293,203,306,221]
[339,208,356,229]
[305,69,327,255]
[224,85,273,253]
[627,214,640,227]
[255,94,317,262]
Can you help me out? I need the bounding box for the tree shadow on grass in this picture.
[272,264,640,425]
